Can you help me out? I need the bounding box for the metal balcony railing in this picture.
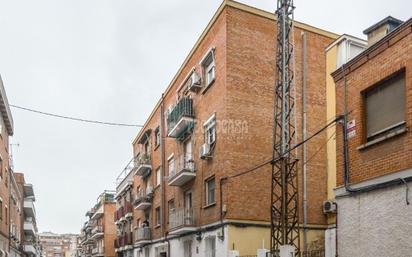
[124,201,133,214]
[135,227,151,242]
[91,225,103,234]
[169,208,195,230]
[134,153,152,177]
[167,97,195,137]
[133,187,153,208]
[169,156,195,178]
[135,153,151,166]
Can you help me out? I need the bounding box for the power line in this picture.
[10,104,144,128]
[225,116,341,180]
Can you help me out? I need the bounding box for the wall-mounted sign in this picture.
[347,119,356,139]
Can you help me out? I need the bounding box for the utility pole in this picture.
[271,0,299,256]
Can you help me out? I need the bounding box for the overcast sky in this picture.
[0,0,409,234]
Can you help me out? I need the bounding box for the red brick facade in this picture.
[334,19,412,186]
[117,1,339,247]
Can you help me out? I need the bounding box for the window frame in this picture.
[205,236,216,257]
[155,207,161,227]
[205,176,216,206]
[168,155,175,177]
[154,127,161,148]
[200,48,216,89]
[362,69,406,143]
[203,114,216,145]
[155,167,161,187]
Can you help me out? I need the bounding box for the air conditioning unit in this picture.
[323,200,337,214]
[199,143,211,159]
[187,72,202,92]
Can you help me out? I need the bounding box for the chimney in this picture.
[363,16,403,46]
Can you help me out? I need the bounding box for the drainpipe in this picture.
[160,94,165,238]
[219,177,228,241]
[7,169,11,256]
[301,31,308,253]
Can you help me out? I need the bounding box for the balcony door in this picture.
[184,191,192,225]
[184,139,193,169]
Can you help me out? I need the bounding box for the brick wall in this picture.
[129,2,337,242]
[334,24,412,186]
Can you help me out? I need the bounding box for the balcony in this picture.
[133,187,153,210]
[24,199,36,218]
[169,208,197,235]
[90,225,104,240]
[115,233,133,250]
[24,219,37,236]
[167,97,195,138]
[23,243,37,255]
[134,153,152,178]
[91,247,104,257]
[124,202,133,219]
[134,227,151,246]
[168,156,196,187]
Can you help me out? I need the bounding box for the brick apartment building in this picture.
[331,17,412,257]
[113,1,342,256]
[0,75,14,257]
[9,171,23,257]
[15,173,41,257]
[78,191,116,257]
[39,233,75,257]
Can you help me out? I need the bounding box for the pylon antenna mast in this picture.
[271,0,300,255]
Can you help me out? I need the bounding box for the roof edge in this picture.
[132,0,340,145]
[332,18,412,81]
[0,75,14,136]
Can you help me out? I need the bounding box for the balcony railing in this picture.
[91,247,104,255]
[133,188,153,210]
[91,225,103,235]
[167,97,195,138]
[134,153,152,178]
[135,227,151,243]
[116,233,133,248]
[169,208,196,234]
[168,156,196,186]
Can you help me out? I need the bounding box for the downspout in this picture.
[160,94,165,238]
[219,177,228,241]
[301,31,308,253]
[7,169,11,256]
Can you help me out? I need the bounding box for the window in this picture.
[364,71,405,141]
[0,155,2,180]
[205,177,216,206]
[0,200,3,220]
[168,199,175,224]
[205,237,216,257]
[168,157,175,177]
[5,206,7,224]
[155,207,161,227]
[155,127,161,147]
[184,240,192,257]
[204,114,216,145]
[201,49,216,87]
[156,168,161,187]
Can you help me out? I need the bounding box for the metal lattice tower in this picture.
[271,0,299,255]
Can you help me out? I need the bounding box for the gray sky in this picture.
[0,0,409,234]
